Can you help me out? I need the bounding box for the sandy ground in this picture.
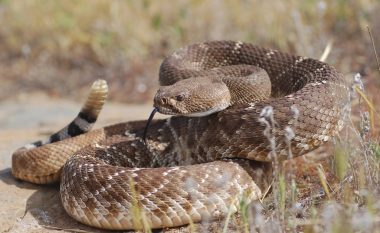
[0,93,157,233]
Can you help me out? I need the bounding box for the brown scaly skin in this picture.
[154,65,271,116]
[12,41,349,230]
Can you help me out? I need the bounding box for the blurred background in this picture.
[1,1,380,232]
[0,0,379,104]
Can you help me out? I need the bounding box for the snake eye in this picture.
[176,94,186,101]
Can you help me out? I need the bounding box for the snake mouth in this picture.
[156,103,229,117]
[156,105,224,117]
[154,105,187,116]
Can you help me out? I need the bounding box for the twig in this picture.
[367,25,380,76]
[316,164,331,199]
[319,39,333,62]
[42,225,91,233]
[222,201,237,233]
[260,179,274,203]
[292,216,380,227]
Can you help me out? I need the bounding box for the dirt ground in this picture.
[0,93,156,233]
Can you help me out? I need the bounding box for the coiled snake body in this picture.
[12,41,348,230]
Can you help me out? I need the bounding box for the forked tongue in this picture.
[143,107,158,142]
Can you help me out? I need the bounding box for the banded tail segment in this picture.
[24,79,108,149]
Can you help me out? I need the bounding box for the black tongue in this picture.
[143,107,158,143]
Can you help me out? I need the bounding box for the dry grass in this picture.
[0,0,378,102]
[0,0,379,232]
[257,74,380,233]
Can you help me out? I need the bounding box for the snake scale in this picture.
[12,41,348,230]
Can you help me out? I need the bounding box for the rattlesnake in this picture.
[12,41,348,230]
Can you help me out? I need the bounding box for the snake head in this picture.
[153,77,231,117]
